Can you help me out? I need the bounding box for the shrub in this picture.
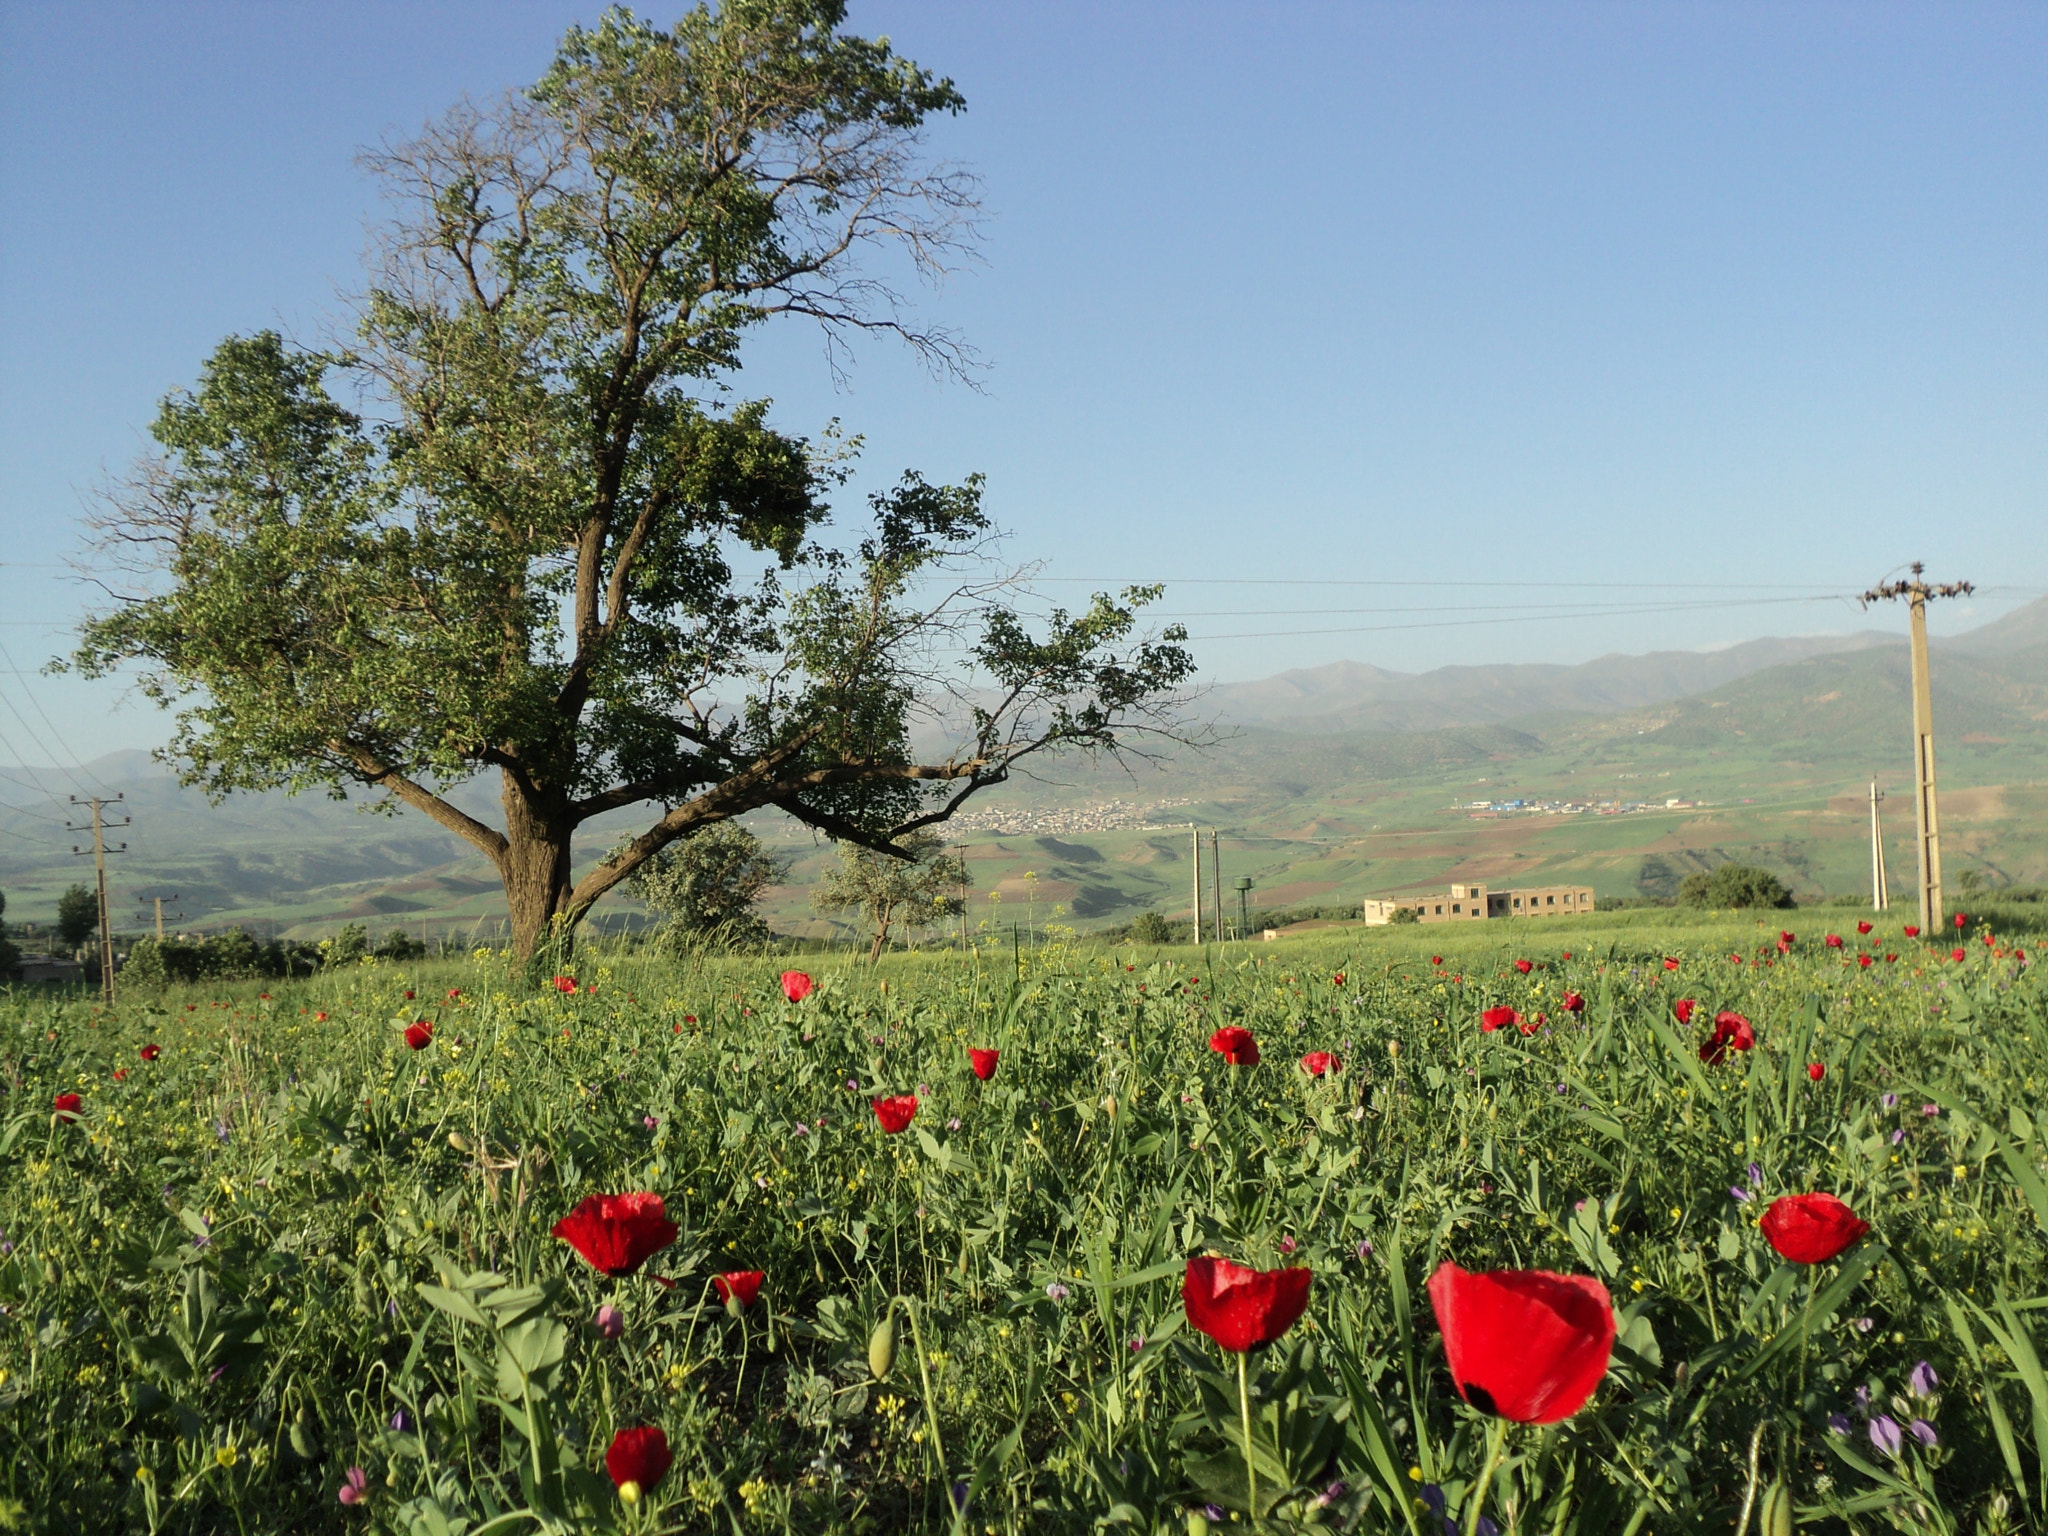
[1678,864,1794,910]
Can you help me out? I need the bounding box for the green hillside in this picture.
[3,633,2043,943]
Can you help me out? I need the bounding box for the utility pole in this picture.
[136,895,184,940]
[68,795,128,1005]
[1867,783,1889,912]
[1235,876,1254,942]
[1210,830,1224,945]
[1859,564,1973,934]
[1190,824,1203,945]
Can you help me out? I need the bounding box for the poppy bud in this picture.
[448,1132,471,1153]
[869,1309,897,1379]
[289,1411,320,1461]
[1760,1480,1793,1536]
[1187,1511,1210,1536]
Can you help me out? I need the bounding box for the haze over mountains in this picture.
[2,597,2043,936]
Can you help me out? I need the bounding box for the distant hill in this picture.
[1202,630,1900,733]
[3,600,2043,936]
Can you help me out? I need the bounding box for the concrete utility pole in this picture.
[1868,783,1889,912]
[1210,830,1224,945]
[1190,824,1203,945]
[1860,564,1973,934]
[68,794,128,1006]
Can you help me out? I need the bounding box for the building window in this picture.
[1513,897,1521,908]
[1452,903,1461,914]
[1547,895,1555,905]
[1434,905,1443,915]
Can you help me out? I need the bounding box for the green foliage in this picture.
[67,2,1192,962]
[54,884,97,952]
[1679,863,1797,910]
[122,930,305,988]
[1386,905,1421,925]
[10,906,2040,1532]
[0,890,16,976]
[811,829,966,959]
[629,821,784,952]
[1128,911,1177,945]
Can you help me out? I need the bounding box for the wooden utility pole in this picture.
[1210,830,1224,945]
[1190,824,1203,945]
[68,794,128,1005]
[1860,564,1973,934]
[1868,783,1888,911]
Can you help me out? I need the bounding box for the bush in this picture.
[1678,864,1794,910]
[1129,911,1177,944]
[1387,906,1421,924]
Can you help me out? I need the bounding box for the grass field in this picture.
[3,904,2046,1533]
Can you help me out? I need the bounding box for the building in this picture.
[1361,881,1596,925]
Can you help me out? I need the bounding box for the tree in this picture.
[1678,864,1795,910]
[70,3,1193,963]
[55,884,99,953]
[630,819,783,950]
[812,829,964,960]
[1128,911,1174,945]
[0,890,18,976]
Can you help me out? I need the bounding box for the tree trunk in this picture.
[501,776,577,964]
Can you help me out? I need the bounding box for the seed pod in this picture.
[288,1410,320,1461]
[1186,1509,1212,1536]
[868,1308,897,1380]
[1760,1479,1794,1536]
[448,1132,471,1153]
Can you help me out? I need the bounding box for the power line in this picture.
[0,638,120,796]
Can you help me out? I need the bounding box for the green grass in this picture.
[2,906,2045,1533]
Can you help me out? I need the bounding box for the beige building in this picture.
[1361,881,1595,925]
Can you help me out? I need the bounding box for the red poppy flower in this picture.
[1955,912,1968,929]
[112,1068,129,1082]
[1760,1192,1870,1264]
[604,1425,673,1496]
[1825,934,1843,949]
[1807,1062,1825,1081]
[1984,932,1995,947]
[1209,1027,1260,1066]
[968,1048,1000,1081]
[1182,1256,1312,1353]
[552,1193,678,1277]
[1858,954,1873,969]
[1300,1051,1337,1077]
[1427,1262,1615,1424]
[1663,957,1680,971]
[1514,959,1534,975]
[1480,1005,1520,1033]
[1331,973,1345,986]
[52,1093,82,1120]
[1699,1010,1755,1064]
[1952,947,1967,963]
[1673,998,1698,1026]
[1562,951,1573,960]
[448,988,463,1000]
[872,1096,919,1134]
[713,1270,764,1310]
[1519,1014,1543,1036]
[780,970,814,1003]
[1856,921,1873,935]
[139,1043,161,1062]
[1885,953,1898,962]
[1903,925,1920,938]
[553,975,578,994]
[404,1020,434,1050]
[1777,931,1795,954]
[1560,991,1585,1014]
[1431,955,1444,967]
[314,1011,329,1022]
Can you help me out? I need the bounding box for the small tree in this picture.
[0,890,18,976]
[55,884,98,954]
[1129,911,1174,945]
[630,820,784,951]
[1678,864,1795,910]
[812,830,964,960]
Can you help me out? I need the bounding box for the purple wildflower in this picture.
[1909,1418,1938,1447]
[1910,1361,1939,1396]
[1044,1282,1070,1302]
[594,1305,624,1340]
[338,1466,369,1506]
[1730,1185,1751,1203]
[1827,1414,1851,1434]
[1870,1415,1903,1457]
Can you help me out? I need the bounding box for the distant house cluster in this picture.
[1462,797,1696,818]
[1361,881,1596,925]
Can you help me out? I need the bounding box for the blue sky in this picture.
[2,0,2043,771]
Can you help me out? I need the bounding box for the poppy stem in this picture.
[1466,1416,1509,1536]
[1237,1348,1258,1518]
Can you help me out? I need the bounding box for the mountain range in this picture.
[2,596,2043,938]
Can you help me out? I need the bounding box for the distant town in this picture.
[1457,796,1700,818]
[947,796,1197,836]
